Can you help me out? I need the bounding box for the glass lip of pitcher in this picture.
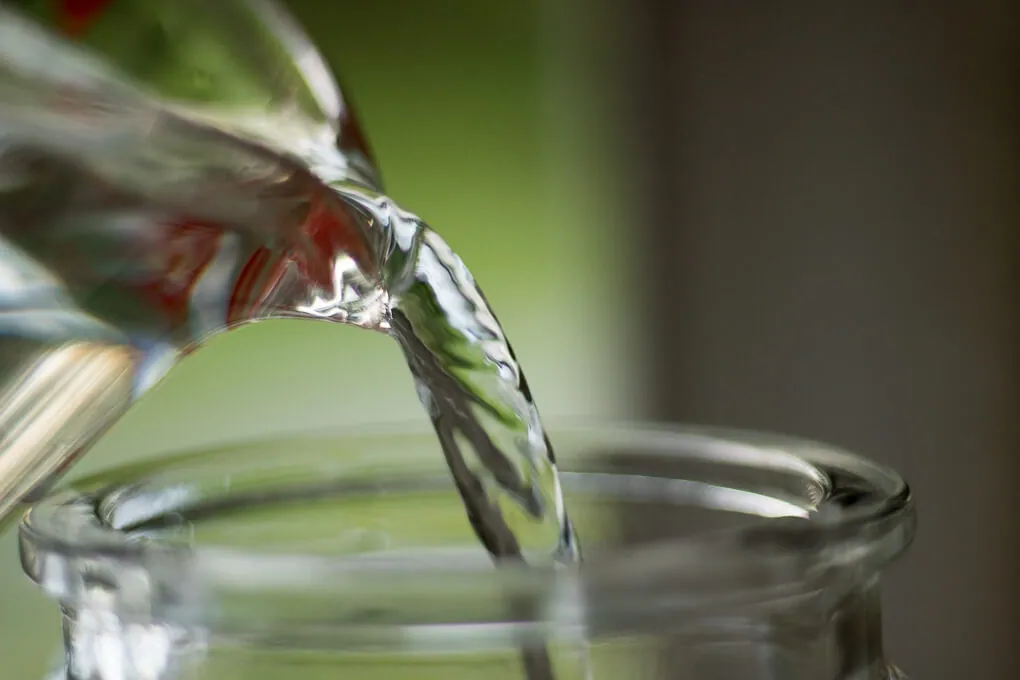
[0,0,384,527]
[17,422,915,647]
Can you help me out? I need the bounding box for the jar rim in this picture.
[18,422,915,646]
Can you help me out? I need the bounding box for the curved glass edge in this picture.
[18,422,915,641]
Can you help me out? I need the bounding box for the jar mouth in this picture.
[18,422,914,649]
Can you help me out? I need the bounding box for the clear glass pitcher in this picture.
[0,0,383,522]
[19,424,915,679]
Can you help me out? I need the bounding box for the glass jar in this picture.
[18,424,914,679]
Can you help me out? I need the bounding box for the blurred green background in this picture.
[1,0,628,675]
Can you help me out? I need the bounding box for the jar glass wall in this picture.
[19,424,915,679]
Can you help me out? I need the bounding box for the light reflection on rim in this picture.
[18,423,914,644]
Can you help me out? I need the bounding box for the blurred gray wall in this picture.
[627,2,1020,677]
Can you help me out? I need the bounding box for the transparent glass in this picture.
[19,424,915,679]
[0,0,378,522]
